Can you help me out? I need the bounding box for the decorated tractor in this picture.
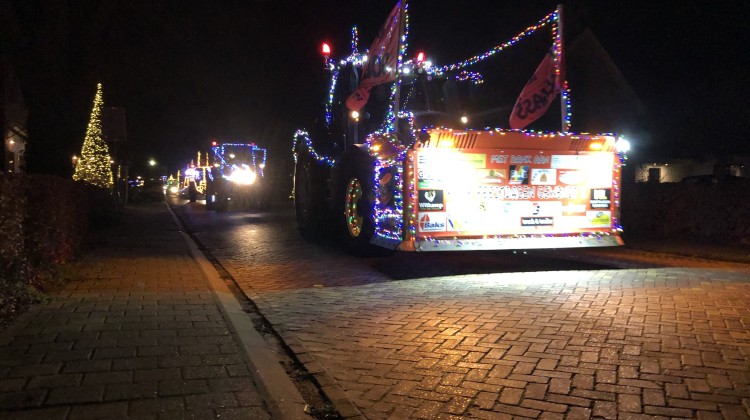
[293,2,629,254]
[205,142,268,211]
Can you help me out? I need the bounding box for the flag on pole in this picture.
[346,1,403,112]
[509,49,561,130]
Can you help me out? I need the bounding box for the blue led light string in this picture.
[325,69,339,127]
[210,142,267,177]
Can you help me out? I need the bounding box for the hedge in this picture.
[0,173,117,321]
[620,178,750,244]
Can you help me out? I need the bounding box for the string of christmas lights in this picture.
[550,12,572,132]
[369,2,411,241]
[414,231,621,250]
[292,130,336,167]
[351,25,358,55]
[211,143,267,177]
[432,11,555,75]
[455,71,484,85]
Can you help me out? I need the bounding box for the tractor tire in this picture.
[294,149,328,239]
[338,151,378,255]
[205,179,216,210]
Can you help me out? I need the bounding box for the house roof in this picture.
[566,28,645,134]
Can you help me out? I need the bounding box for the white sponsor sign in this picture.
[418,212,447,232]
[551,155,588,169]
[531,168,557,185]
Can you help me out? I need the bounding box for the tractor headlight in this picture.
[227,168,257,185]
[615,138,631,153]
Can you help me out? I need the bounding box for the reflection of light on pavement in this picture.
[456,271,584,287]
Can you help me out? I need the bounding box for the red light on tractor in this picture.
[321,43,331,57]
[211,141,217,146]
[416,52,425,63]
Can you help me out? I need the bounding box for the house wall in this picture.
[635,158,748,183]
[635,160,714,183]
[1,55,28,173]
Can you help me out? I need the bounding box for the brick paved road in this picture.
[255,268,750,419]
[175,202,750,419]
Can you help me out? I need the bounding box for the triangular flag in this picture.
[346,1,403,112]
[509,50,561,129]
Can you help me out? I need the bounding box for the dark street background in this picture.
[2,0,747,177]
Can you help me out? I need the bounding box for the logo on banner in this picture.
[587,211,612,227]
[531,168,556,185]
[477,169,506,184]
[418,212,447,232]
[521,217,554,227]
[418,190,444,211]
[590,188,611,209]
[509,165,530,185]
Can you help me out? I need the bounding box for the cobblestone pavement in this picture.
[176,202,750,419]
[0,203,271,419]
[257,268,750,419]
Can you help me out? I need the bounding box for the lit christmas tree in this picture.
[73,83,113,189]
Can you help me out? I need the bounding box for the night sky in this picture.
[3,0,748,177]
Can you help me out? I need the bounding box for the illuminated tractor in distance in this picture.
[205,142,268,211]
[178,151,211,202]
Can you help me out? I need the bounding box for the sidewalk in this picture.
[623,237,750,264]
[0,202,297,419]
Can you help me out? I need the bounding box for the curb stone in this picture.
[167,204,310,419]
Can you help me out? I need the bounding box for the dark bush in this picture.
[83,182,120,228]
[24,175,88,268]
[621,178,750,244]
[0,173,117,322]
[0,174,27,285]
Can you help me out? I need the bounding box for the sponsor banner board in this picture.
[413,148,617,237]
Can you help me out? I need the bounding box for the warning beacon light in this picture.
[416,52,425,63]
[321,42,332,69]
